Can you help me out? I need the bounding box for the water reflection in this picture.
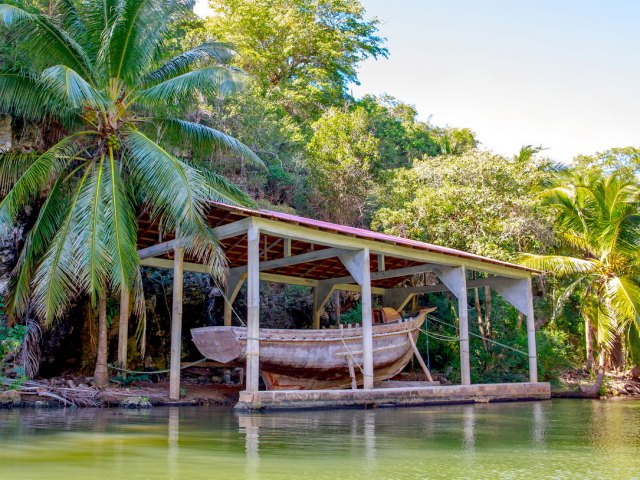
[462,405,475,452]
[167,407,179,480]
[239,414,261,479]
[0,400,638,479]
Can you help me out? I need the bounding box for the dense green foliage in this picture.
[0,0,638,386]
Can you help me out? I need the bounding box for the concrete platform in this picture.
[235,382,551,411]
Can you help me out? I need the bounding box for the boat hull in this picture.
[191,310,428,390]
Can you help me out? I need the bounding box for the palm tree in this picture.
[521,173,640,391]
[0,0,263,385]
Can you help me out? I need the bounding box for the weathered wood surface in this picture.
[191,308,432,390]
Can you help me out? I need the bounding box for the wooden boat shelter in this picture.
[135,202,549,409]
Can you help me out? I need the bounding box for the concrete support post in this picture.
[360,249,374,389]
[491,276,538,383]
[434,266,470,386]
[526,282,539,383]
[338,249,374,389]
[246,223,261,392]
[169,246,185,400]
[116,287,130,369]
[458,275,470,386]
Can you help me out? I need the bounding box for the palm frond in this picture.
[122,128,210,238]
[103,147,139,291]
[108,0,189,83]
[7,176,69,317]
[198,167,255,207]
[0,72,71,122]
[0,132,90,225]
[519,254,597,276]
[135,66,242,107]
[56,0,86,38]
[144,42,235,86]
[31,166,92,324]
[0,4,94,80]
[149,117,264,167]
[605,275,640,330]
[122,129,228,274]
[76,0,121,70]
[0,151,38,195]
[41,65,106,109]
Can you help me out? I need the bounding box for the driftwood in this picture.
[1,379,102,407]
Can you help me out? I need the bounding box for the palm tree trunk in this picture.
[117,287,130,369]
[473,287,488,350]
[94,295,109,387]
[585,318,594,371]
[484,285,492,338]
[580,350,606,397]
[609,332,625,372]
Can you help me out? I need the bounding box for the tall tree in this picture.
[371,149,554,260]
[198,0,387,120]
[0,0,262,385]
[521,173,640,388]
[305,106,378,226]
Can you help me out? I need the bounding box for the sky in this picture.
[195,0,640,163]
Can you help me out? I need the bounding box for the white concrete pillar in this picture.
[434,266,470,385]
[458,276,471,386]
[491,276,538,383]
[525,278,538,383]
[338,248,374,388]
[246,223,261,392]
[361,248,374,389]
[169,246,185,400]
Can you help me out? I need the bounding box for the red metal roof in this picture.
[210,202,539,275]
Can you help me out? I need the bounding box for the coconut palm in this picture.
[521,173,640,390]
[0,0,263,385]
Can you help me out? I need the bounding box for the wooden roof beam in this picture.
[138,217,252,260]
[229,246,353,276]
[320,262,439,287]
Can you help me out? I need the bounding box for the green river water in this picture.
[0,399,639,479]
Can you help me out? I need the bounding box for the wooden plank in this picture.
[230,246,350,276]
[169,246,185,401]
[312,283,335,329]
[138,218,252,259]
[224,270,246,326]
[326,262,438,287]
[331,283,385,295]
[407,332,433,383]
[383,277,498,295]
[140,257,318,287]
[251,217,532,279]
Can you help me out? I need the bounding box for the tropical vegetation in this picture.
[0,0,262,385]
[0,0,638,392]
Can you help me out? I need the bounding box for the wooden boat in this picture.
[191,307,432,390]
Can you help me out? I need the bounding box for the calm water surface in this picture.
[0,399,639,479]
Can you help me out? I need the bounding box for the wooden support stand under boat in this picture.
[191,307,434,390]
